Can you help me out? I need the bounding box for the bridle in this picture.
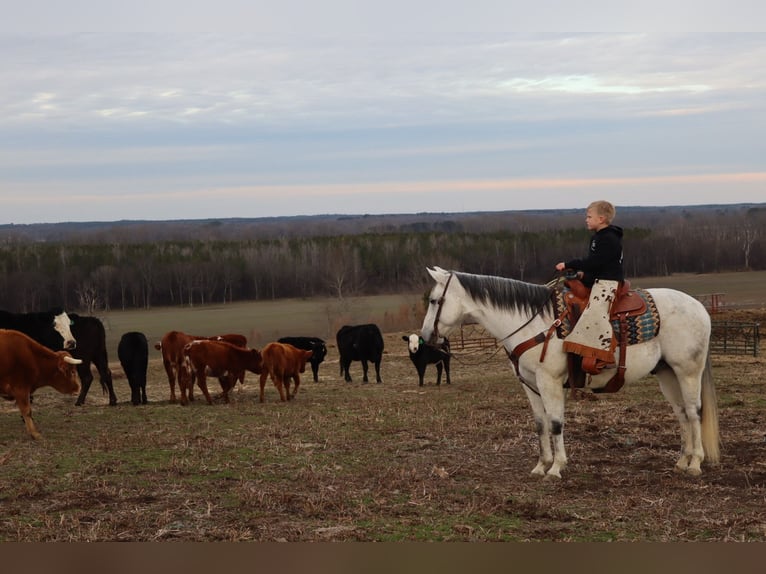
[428,272,453,345]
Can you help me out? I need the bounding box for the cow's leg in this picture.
[274,373,287,402]
[163,360,177,402]
[311,362,319,383]
[140,379,148,404]
[75,362,94,406]
[417,364,425,386]
[291,374,301,400]
[16,394,42,440]
[444,359,451,385]
[259,372,268,403]
[96,360,118,406]
[129,377,141,406]
[196,373,214,405]
[361,360,369,383]
[374,360,382,384]
[342,360,352,382]
[435,362,443,386]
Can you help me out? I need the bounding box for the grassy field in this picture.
[1,270,764,542]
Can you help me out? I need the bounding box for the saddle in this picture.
[562,279,646,394]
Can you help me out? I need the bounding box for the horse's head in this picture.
[420,266,464,345]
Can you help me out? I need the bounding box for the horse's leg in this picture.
[522,386,554,477]
[655,364,703,475]
[537,375,568,479]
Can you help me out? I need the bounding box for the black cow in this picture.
[0,308,77,351]
[277,336,327,382]
[118,332,149,406]
[336,324,384,383]
[69,314,118,406]
[402,334,451,386]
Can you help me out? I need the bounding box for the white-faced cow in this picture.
[259,342,313,402]
[0,329,82,439]
[182,339,263,405]
[336,324,384,383]
[277,336,327,382]
[69,313,118,406]
[118,331,149,406]
[0,308,77,351]
[402,334,451,386]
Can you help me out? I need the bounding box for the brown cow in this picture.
[259,342,313,403]
[182,340,263,405]
[155,331,247,403]
[0,329,82,439]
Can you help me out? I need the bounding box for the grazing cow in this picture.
[155,331,247,403]
[0,329,82,439]
[259,342,313,402]
[277,336,327,382]
[118,332,149,405]
[69,314,118,406]
[182,340,263,405]
[0,308,77,351]
[402,334,451,386]
[336,324,384,383]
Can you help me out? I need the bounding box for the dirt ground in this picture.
[1,315,765,541]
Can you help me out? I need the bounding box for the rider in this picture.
[555,200,624,375]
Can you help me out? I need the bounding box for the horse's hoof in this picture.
[543,472,562,481]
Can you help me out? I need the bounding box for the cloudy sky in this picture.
[1,5,764,224]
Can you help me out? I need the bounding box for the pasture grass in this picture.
[2,272,766,541]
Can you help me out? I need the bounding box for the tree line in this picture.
[0,205,763,313]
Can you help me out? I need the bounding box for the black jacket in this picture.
[566,225,624,288]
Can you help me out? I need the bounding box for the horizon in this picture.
[1,201,763,229]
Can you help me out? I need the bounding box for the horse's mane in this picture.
[453,271,554,316]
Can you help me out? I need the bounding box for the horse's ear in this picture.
[427,267,443,282]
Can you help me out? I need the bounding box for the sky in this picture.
[1,3,765,224]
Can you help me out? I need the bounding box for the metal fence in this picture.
[710,321,760,357]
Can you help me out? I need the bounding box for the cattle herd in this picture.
[0,309,453,440]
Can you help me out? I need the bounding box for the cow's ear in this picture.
[402,336,408,341]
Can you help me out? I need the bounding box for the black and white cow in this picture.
[402,334,451,386]
[0,308,77,351]
[118,331,149,406]
[336,324,384,383]
[277,336,327,382]
[69,314,118,406]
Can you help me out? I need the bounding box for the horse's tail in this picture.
[701,350,721,465]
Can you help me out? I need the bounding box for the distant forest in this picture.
[0,204,763,313]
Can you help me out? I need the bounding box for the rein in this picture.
[429,272,453,345]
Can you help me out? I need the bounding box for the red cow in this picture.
[182,340,263,405]
[0,329,82,439]
[259,342,313,403]
[155,331,247,403]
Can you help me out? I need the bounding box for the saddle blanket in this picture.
[553,286,661,345]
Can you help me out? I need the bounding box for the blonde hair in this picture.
[588,200,616,224]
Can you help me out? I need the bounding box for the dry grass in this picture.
[2,327,765,542]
